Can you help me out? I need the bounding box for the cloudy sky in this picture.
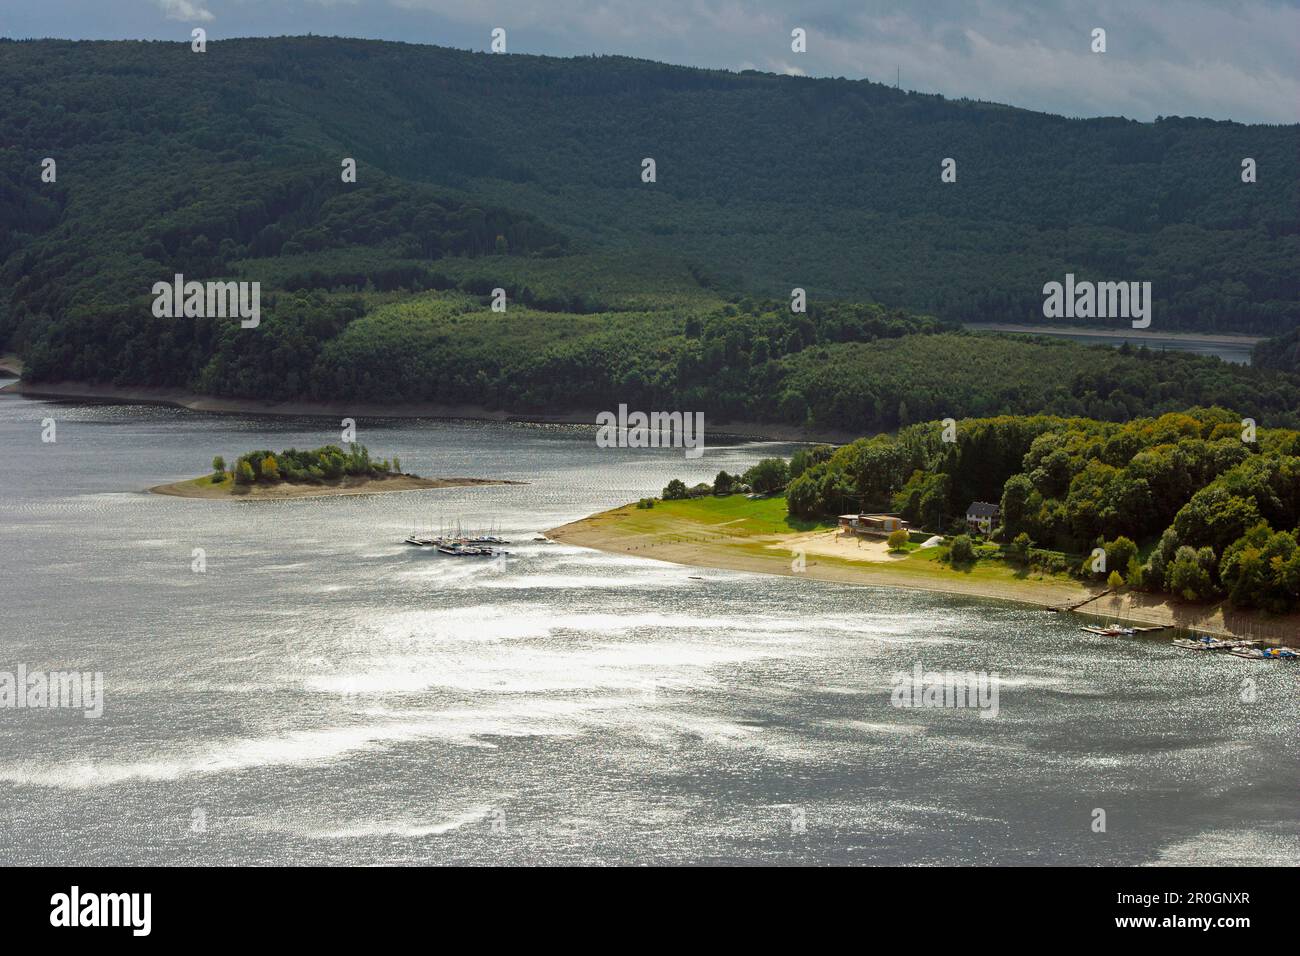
[5,0,1297,123]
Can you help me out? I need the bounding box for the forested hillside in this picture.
[787,409,1300,612]
[0,36,1296,426]
[1254,327,1300,374]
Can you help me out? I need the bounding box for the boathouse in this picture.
[838,513,908,537]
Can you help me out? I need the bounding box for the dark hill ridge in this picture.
[0,35,1297,425]
[2,37,1297,326]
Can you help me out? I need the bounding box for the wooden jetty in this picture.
[1049,588,1110,613]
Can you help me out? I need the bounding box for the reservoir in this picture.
[0,381,1295,864]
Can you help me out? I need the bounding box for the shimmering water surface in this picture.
[0,381,1296,865]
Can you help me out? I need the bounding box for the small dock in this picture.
[1049,588,1110,613]
[1080,622,1168,636]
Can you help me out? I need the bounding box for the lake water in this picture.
[963,325,1258,365]
[1,380,1296,865]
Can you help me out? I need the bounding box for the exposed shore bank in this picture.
[549,499,1300,644]
[1,378,845,444]
[151,474,522,500]
[962,324,1264,346]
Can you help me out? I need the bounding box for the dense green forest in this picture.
[216,443,403,485]
[785,409,1300,612]
[1254,327,1300,374]
[40,280,1297,433]
[1,36,1296,426]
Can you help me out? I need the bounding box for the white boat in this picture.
[1081,623,1135,637]
[437,543,506,557]
[1230,646,1300,660]
[1172,636,1257,651]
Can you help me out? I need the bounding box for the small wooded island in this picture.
[151,442,518,499]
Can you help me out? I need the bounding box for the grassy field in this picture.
[614,495,829,536]
[175,474,235,494]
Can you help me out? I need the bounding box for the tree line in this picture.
[213,443,404,484]
[785,409,1300,612]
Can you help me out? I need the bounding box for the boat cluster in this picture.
[1173,637,1299,660]
[1081,623,1298,660]
[404,524,511,558]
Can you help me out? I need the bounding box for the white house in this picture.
[965,501,1000,534]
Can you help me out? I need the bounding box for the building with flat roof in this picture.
[838,513,908,536]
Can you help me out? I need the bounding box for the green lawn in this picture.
[184,473,234,492]
[640,495,834,535]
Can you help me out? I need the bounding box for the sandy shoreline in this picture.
[1,378,846,444]
[549,510,1092,608]
[549,506,1300,644]
[151,474,522,500]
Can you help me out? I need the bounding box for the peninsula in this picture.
[550,408,1300,644]
[549,495,1094,609]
